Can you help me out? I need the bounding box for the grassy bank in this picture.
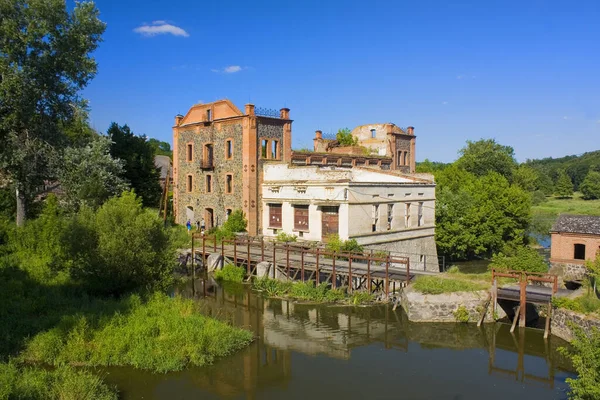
[412,275,489,295]
[533,192,600,217]
[0,362,117,400]
[553,294,600,315]
[252,278,374,304]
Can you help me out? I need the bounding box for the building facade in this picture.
[172,100,292,235]
[550,214,600,281]
[260,164,438,271]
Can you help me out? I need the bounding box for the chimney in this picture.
[315,130,322,139]
[407,126,415,135]
[174,114,184,126]
[280,107,290,119]
[386,123,394,135]
[245,104,255,116]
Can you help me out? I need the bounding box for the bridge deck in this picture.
[497,285,570,304]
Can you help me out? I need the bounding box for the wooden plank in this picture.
[544,302,552,339]
[511,305,521,333]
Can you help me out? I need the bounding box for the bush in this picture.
[276,232,297,243]
[214,264,245,283]
[336,128,358,146]
[325,234,364,254]
[553,295,600,315]
[453,305,470,323]
[559,326,600,399]
[489,245,548,274]
[531,190,547,205]
[251,278,371,304]
[580,171,600,200]
[0,362,117,400]
[413,276,488,295]
[20,293,253,373]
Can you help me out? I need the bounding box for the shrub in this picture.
[0,362,117,400]
[580,171,600,200]
[453,305,470,323]
[214,264,245,283]
[276,232,297,243]
[531,190,547,205]
[553,295,600,315]
[413,276,488,295]
[559,326,600,399]
[325,234,364,254]
[489,245,548,274]
[336,128,358,146]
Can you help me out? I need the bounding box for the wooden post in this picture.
[492,276,498,319]
[332,254,337,289]
[301,249,305,281]
[511,305,521,333]
[385,255,390,299]
[544,302,552,339]
[261,237,265,261]
[191,234,195,280]
[315,248,320,285]
[367,255,372,293]
[272,243,276,279]
[348,256,353,293]
[221,239,224,259]
[519,273,527,328]
[233,239,237,267]
[247,239,251,275]
[286,244,290,278]
[213,235,217,252]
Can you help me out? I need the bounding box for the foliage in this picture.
[0,362,117,400]
[489,245,548,273]
[586,254,600,295]
[513,165,539,192]
[214,264,245,283]
[531,190,547,205]
[525,149,600,192]
[58,136,129,211]
[222,209,247,234]
[580,171,600,200]
[552,295,600,315]
[20,293,253,373]
[107,123,162,207]
[0,0,106,225]
[252,278,372,304]
[416,159,449,173]
[554,169,574,198]
[453,305,470,323]
[336,128,358,146]
[434,166,531,260]
[559,326,600,399]
[455,139,517,181]
[148,138,173,158]
[325,234,364,254]
[276,232,297,243]
[412,275,488,295]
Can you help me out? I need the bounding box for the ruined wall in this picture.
[175,123,243,226]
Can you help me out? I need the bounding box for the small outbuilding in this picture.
[550,214,600,281]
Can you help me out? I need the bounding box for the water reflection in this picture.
[102,281,574,400]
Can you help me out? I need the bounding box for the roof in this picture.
[551,214,600,235]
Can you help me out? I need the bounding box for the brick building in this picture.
[172,100,291,235]
[550,214,600,281]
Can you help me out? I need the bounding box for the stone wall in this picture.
[366,236,440,272]
[551,307,600,342]
[549,261,587,282]
[400,286,494,323]
[176,123,244,225]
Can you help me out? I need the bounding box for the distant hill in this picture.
[525,150,600,191]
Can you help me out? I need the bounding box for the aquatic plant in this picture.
[214,264,246,283]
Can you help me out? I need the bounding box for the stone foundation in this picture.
[551,307,600,342]
[549,261,587,283]
[400,286,499,323]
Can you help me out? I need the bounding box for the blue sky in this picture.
[83,0,600,163]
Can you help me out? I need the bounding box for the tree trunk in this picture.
[16,187,26,226]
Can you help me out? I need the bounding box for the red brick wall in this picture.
[550,232,600,263]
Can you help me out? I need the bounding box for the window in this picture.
[371,129,376,138]
[387,204,394,230]
[225,208,232,220]
[294,205,309,231]
[225,139,233,159]
[186,143,193,162]
[225,174,233,194]
[186,175,193,192]
[403,151,408,166]
[269,204,282,228]
[397,150,402,166]
[574,244,586,260]
[271,140,278,160]
[206,109,212,121]
[405,203,411,228]
[418,202,424,226]
[203,144,214,168]
[261,139,268,159]
[206,174,212,193]
[372,204,379,232]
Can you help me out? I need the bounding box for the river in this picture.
[101,281,575,400]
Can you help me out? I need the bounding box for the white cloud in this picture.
[212,65,245,74]
[134,21,189,37]
[563,116,569,120]
[442,101,448,105]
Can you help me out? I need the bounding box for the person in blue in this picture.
[186,219,192,234]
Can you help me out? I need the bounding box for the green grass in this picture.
[252,278,374,304]
[412,275,489,295]
[0,362,117,400]
[213,264,246,283]
[20,293,253,373]
[532,192,600,217]
[553,294,600,315]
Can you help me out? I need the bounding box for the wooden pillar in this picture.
[519,273,527,328]
[332,254,337,289]
[315,248,320,285]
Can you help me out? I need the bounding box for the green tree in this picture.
[455,139,517,181]
[489,245,548,273]
[580,171,600,200]
[560,326,600,400]
[513,165,539,192]
[336,128,358,146]
[58,136,129,211]
[148,138,173,158]
[107,123,162,207]
[0,0,106,226]
[554,169,574,198]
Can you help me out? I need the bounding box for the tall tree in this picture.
[554,169,574,198]
[580,171,600,200]
[455,139,517,181]
[0,0,105,225]
[107,123,161,207]
[148,138,173,158]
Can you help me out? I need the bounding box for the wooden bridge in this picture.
[491,269,568,338]
[191,234,438,298]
